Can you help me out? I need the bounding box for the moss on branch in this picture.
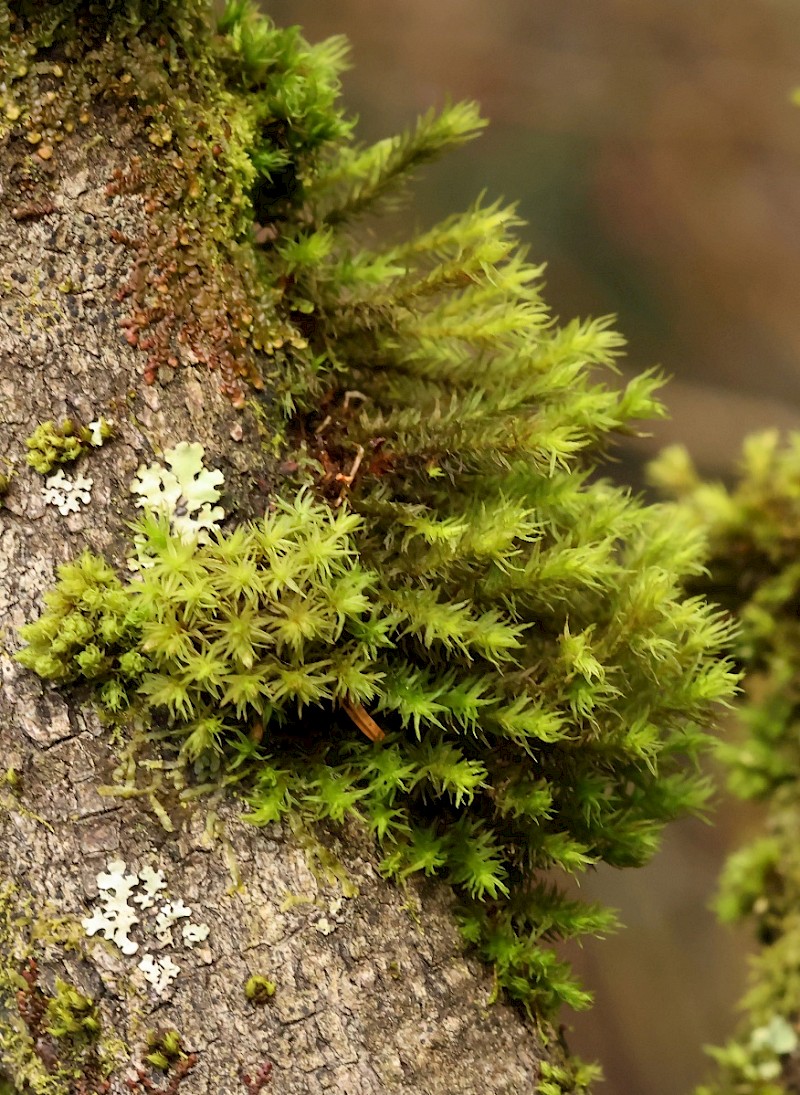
[4,0,740,1070]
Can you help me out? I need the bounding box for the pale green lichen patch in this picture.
[130,442,224,548]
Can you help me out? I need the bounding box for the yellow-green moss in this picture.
[8,0,739,1034]
[143,1028,186,1071]
[244,975,276,1006]
[43,980,100,1044]
[0,884,123,1095]
[24,420,88,475]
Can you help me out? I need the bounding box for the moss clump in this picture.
[536,1056,602,1095]
[17,475,736,1019]
[16,495,382,728]
[143,1029,185,1071]
[24,420,88,475]
[43,979,100,1044]
[0,884,117,1095]
[244,975,276,1006]
[652,433,800,1094]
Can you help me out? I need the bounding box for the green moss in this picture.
[652,434,800,1094]
[244,975,276,1005]
[536,1055,602,1095]
[16,476,736,1020]
[43,979,100,1044]
[9,0,739,1036]
[25,420,88,475]
[144,1029,185,1071]
[0,884,119,1095]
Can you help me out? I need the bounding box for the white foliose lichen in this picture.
[154,898,192,944]
[43,469,93,515]
[82,859,140,955]
[138,953,181,995]
[182,922,210,946]
[82,860,211,996]
[88,416,115,447]
[130,441,224,545]
[133,866,167,910]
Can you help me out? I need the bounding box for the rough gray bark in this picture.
[0,113,544,1093]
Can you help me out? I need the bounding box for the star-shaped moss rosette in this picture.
[130,443,224,547]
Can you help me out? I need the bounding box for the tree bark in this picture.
[0,69,544,1095]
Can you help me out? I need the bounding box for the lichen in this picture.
[42,470,93,516]
[130,443,224,548]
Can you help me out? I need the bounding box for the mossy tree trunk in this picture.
[0,13,545,1095]
[0,2,739,1093]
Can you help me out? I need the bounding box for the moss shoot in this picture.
[0,884,119,1095]
[244,975,276,1006]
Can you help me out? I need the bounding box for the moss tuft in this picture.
[9,0,739,1033]
[17,473,737,1019]
[25,420,88,475]
[143,1028,185,1071]
[43,979,100,1044]
[0,884,119,1095]
[244,975,276,1006]
[652,433,800,1094]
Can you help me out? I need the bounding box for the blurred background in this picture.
[263,3,800,1092]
